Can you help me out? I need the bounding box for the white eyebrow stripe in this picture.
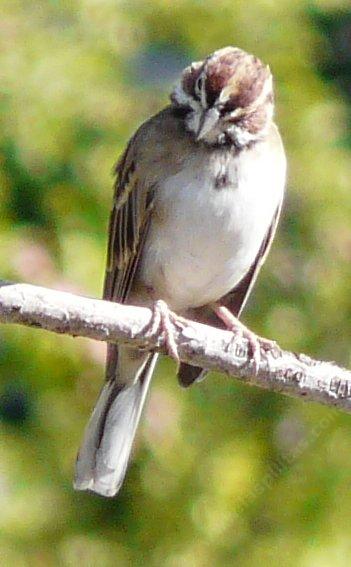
[172,83,199,111]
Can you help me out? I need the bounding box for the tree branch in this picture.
[0,280,350,412]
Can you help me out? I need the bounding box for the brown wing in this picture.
[104,138,155,380]
[103,139,155,304]
[178,200,283,387]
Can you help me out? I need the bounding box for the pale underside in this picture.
[139,134,285,313]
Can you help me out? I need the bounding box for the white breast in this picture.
[139,141,286,312]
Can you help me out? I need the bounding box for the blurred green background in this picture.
[1,0,351,565]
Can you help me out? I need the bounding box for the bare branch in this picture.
[0,280,350,412]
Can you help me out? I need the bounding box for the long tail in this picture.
[74,351,158,497]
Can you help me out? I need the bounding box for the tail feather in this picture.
[74,353,158,497]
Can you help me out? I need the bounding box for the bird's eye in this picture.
[195,75,204,94]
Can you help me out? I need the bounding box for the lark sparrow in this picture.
[75,46,286,497]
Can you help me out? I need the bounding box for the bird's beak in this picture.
[196,108,220,141]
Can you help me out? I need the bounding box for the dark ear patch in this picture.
[171,105,191,118]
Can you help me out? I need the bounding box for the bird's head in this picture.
[171,46,274,148]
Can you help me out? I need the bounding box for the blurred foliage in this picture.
[1,0,351,565]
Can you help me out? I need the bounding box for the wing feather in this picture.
[103,137,155,381]
[103,140,154,304]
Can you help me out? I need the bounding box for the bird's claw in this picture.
[213,304,280,375]
[146,300,185,361]
[226,326,261,374]
[233,330,281,374]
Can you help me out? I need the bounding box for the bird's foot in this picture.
[212,304,280,374]
[146,300,186,361]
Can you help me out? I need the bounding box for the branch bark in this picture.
[0,280,350,412]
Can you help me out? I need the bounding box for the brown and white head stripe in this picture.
[171,47,274,147]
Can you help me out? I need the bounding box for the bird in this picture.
[74,46,287,497]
